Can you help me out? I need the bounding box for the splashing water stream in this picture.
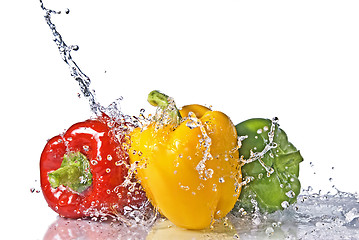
[39,1,359,239]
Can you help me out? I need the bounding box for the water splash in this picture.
[229,190,359,239]
[40,0,103,116]
[38,1,359,238]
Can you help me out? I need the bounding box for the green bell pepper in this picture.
[234,118,303,213]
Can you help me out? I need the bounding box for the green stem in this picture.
[147,90,182,126]
[48,151,93,193]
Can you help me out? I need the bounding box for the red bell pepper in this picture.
[40,117,147,219]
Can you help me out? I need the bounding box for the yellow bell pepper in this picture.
[129,91,241,230]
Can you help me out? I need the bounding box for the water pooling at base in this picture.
[43,191,358,239]
[38,1,359,239]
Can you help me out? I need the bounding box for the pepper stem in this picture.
[48,151,93,193]
[148,90,182,126]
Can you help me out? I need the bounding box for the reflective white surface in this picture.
[2,0,359,239]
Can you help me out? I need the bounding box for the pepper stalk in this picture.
[147,90,182,126]
[48,151,93,193]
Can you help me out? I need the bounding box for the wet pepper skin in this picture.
[129,104,241,229]
[235,118,303,213]
[40,119,146,218]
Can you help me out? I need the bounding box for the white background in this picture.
[1,0,359,239]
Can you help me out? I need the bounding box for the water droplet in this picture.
[257,128,263,134]
[91,160,98,165]
[106,168,111,173]
[265,227,274,236]
[272,117,279,123]
[212,184,217,192]
[70,45,79,51]
[107,154,112,161]
[83,145,89,151]
[180,185,189,191]
[268,142,277,148]
[281,201,289,209]
[205,168,214,179]
[219,177,225,183]
[286,190,296,198]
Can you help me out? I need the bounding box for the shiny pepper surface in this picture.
[235,118,303,213]
[129,91,241,229]
[40,118,146,218]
